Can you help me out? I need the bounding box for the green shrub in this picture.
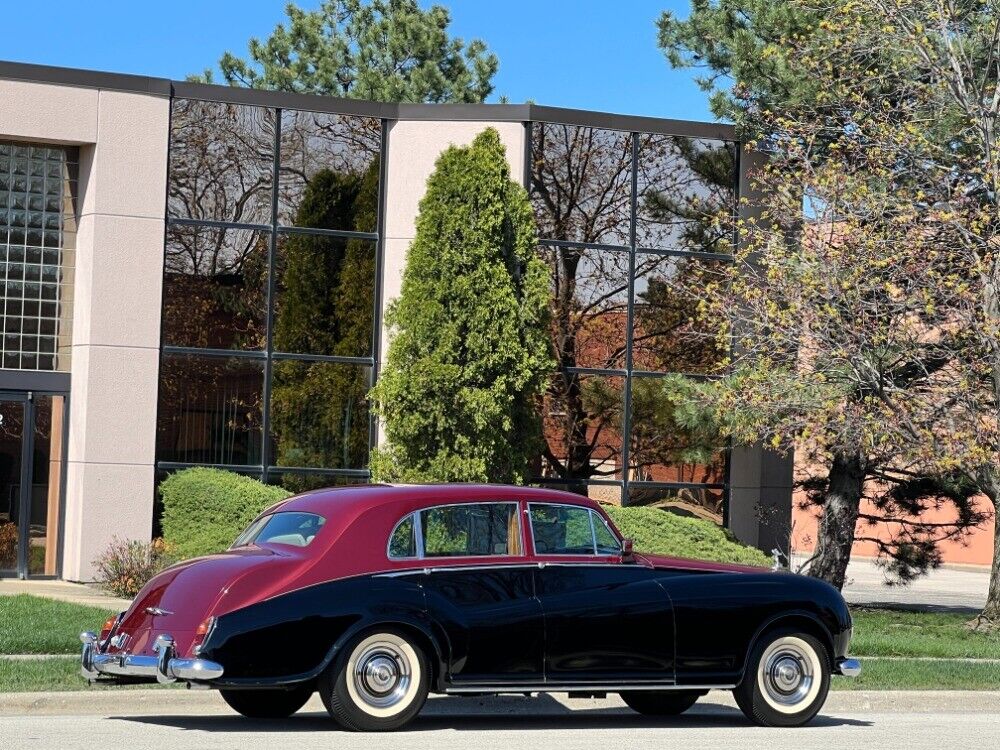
[604,505,769,567]
[160,468,291,560]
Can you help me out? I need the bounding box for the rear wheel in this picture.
[220,685,313,719]
[733,629,830,727]
[321,629,429,731]
[620,690,703,716]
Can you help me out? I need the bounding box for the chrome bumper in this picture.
[836,657,862,677]
[80,631,224,683]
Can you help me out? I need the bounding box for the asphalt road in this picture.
[3,692,999,750]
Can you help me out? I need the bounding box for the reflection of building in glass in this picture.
[0,61,796,582]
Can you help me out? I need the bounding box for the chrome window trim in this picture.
[374,561,632,578]
[387,501,524,561]
[527,503,621,557]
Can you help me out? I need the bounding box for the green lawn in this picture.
[0,657,177,692]
[832,658,1000,690]
[850,607,1000,659]
[0,595,115,655]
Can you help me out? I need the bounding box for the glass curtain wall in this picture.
[157,99,383,490]
[530,122,737,523]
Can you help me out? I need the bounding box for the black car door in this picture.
[528,504,675,683]
[415,502,544,685]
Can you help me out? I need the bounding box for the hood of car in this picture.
[636,551,769,574]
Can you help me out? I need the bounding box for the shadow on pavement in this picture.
[115,694,872,733]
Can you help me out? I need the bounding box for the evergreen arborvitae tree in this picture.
[370,128,552,483]
[270,162,379,490]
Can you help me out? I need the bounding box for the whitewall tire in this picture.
[733,629,830,727]
[322,630,429,731]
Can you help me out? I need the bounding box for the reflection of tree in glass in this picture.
[162,226,269,350]
[167,100,275,225]
[532,125,733,491]
[269,161,378,489]
[636,136,737,252]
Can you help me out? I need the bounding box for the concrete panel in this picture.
[383,119,526,240]
[379,237,411,364]
[0,80,98,144]
[81,90,169,219]
[61,462,154,581]
[66,345,159,466]
[72,214,164,348]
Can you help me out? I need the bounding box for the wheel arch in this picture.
[325,617,449,691]
[739,610,835,682]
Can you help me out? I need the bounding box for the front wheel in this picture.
[321,629,429,731]
[620,690,703,716]
[220,684,313,718]
[733,629,830,727]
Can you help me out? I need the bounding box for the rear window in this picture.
[232,511,326,548]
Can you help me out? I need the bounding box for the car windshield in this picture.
[232,512,326,549]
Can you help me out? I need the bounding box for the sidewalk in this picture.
[0,579,130,611]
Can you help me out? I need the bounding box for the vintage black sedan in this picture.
[81,484,859,730]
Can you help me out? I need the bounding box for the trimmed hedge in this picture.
[604,505,770,567]
[160,468,291,560]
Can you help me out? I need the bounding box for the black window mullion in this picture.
[261,107,282,478]
[369,118,389,459]
[621,132,639,506]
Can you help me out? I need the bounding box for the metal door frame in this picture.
[0,389,69,579]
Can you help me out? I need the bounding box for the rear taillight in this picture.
[98,613,120,644]
[189,616,216,656]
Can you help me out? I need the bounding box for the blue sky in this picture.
[1,0,718,122]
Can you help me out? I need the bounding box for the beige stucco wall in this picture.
[379,119,526,373]
[0,81,168,580]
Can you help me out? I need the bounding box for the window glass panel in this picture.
[629,376,727,487]
[278,110,381,231]
[272,233,375,357]
[545,245,629,370]
[168,99,275,225]
[529,504,595,555]
[269,360,371,470]
[237,511,326,548]
[162,225,268,350]
[592,512,620,554]
[636,135,737,252]
[543,372,624,483]
[156,354,264,466]
[531,124,632,246]
[632,253,728,374]
[0,141,76,372]
[388,514,416,558]
[627,485,726,526]
[420,503,520,558]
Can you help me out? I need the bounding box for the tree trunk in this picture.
[975,477,1000,627]
[807,450,866,590]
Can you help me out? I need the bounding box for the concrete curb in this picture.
[1,689,997,718]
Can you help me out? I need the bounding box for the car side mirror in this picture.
[621,538,634,561]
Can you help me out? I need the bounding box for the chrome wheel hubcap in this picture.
[761,645,813,706]
[352,641,411,709]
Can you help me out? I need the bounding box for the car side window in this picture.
[420,503,522,558]
[529,504,597,555]
[388,514,417,559]
[593,513,621,555]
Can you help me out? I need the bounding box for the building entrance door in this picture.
[0,392,66,578]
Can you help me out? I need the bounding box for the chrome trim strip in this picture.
[445,683,736,693]
[835,657,861,678]
[375,562,634,577]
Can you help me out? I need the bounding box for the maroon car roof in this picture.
[272,483,603,517]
